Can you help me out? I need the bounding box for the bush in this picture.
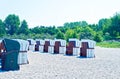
[94,33,103,42]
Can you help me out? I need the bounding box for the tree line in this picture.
[0,13,120,42]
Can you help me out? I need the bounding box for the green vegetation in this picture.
[97,42,120,48]
[0,13,120,48]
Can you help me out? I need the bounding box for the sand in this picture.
[0,47,120,79]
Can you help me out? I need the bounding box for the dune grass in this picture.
[96,42,120,48]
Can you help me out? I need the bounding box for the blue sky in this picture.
[0,0,120,28]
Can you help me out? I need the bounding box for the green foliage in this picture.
[0,19,6,37]
[1,34,28,40]
[109,13,120,37]
[89,24,98,31]
[98,18,112,32]
[57,27,66,33]
[56,31,65,39]
[97,13,120,40]
[97,42,120,48]
[94,33,103,42]
[1,12,120,44]
[18,20,29,35]
[4,14,20,35]
[65,29,74,40]
[30,26,41,34]
[65,29,78,41]
[30,26,58,35]
[80,26,96,40]
[104,32,112,40]
[72,30,78,38]
[46,26,57,35]
[64,21,88,28]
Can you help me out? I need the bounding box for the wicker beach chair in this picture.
[1,38,20,71]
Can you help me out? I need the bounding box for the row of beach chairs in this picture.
[27,38,96,58]
[0,38,96,71]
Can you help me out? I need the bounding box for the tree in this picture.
[94,32,103,42]
[63,21,88,29]
[109,13,120,37]
[72,30,78,38]
[79,21,88,27]
[4,14,20,35]
[56,30,65,39]
[46,26,57,35]
[98,18,112,34]
[18,20,29,35]
[30,26,41,34]
[57,27,66,33]
[89,24,98,31]
[0,19,6,36]
[80,26,96,40]
[65,29,78,41]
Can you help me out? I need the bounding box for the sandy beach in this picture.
[0,46,120,79]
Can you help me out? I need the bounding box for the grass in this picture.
[96,41,120,48]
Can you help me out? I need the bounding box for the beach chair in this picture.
[1,38,20,71]
[27,39,36,51]
[14,39,29,65]
[39,40,45,53]
[80,39,96,58]
[66,39,81,56]
[44,39,50,53]
[59,40,66,54]
[35,40,40,51]
[54,41,61,54]
[48,40,55,54]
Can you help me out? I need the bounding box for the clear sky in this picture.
[0,0,120,28]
